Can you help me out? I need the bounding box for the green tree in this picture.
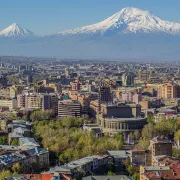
[77,168,86,176]
[141,124,154,140]
[127,165,132,175]
[134,130,140,141]
[174,130,180,145]
[107,171,115,175]
[33,118,124,164]
[59,151,72,164]
[0,169,12,179]
[0,136,8,145]
[129,132,135,143]
[11,138,19,146]
[12,163,22,174]
[154,120,173,135]
[30,110,54,121]
[147,115,154,124]
[173,147,180,158]
[124,157,131,167]
[7,76,19,85]
[8,113,16,120]
[113,132,124,145]
[132,173,140,180]
[135,139,149,150]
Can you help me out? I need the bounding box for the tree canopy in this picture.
[34,117,124,164]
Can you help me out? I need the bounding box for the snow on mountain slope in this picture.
[59,7,180,35]
[0,23,35,37]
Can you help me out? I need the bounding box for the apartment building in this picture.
[138,70,150,82]
[158,82,180,99]
[149,136,172,166]
[0,99,17,110]
[0,146,49,173]
[43,155,112,178]
[17,93,58,112]
[77,92,98,114]
[58,99,81,118]
[25,93,42,109]
[121,92,142,104]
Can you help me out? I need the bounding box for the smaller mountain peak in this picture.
[0,23,34,37]
[8,23,21,31]
[11,23,18,26]
[10,23,21,28]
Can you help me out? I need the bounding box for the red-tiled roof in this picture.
[160,169,180,179]
[144,171,161,180]
[171,163,180,169]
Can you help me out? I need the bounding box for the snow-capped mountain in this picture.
[1,7,180,60]
[59,7,180,35]
[0,23,34,37]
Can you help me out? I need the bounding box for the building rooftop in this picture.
[44,155,108,174]
[5,175,28,180]
[59,99,80,104]
[82,175,133,180]
[106,150,131,159]
[19,137,40,147]
[151,136,172,144]
[143,166,170,171]
[0,152,25,165]
[0,145,21,151]
[13,127,30,134]
[104,117,146,122]
[9,132,24,138]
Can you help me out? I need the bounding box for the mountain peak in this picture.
[60,7,180,35]
[120,7,147,13]
[0,23,34,37]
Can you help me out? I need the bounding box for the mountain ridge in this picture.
[58,7,180,36]
[0,7,180,60]
[1,7,180,37]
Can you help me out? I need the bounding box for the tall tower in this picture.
[99,86,113,104]
[65,68,70,77]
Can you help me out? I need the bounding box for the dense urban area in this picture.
[0,56,180,179]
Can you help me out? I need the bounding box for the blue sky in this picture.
[0,0,180,34]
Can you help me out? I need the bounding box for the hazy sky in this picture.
[0,0,180,34]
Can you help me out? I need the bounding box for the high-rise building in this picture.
[65,68,70,77]
[138,70,150,82]
[58,100,81,118]
[158,82,180,99]
[41,95,51,110]
[27,75,33,84]
[0,74,7,87]
[122,73,134,86]
[50,93,58,115]
[99,86,113,104]
[17,93,58,112]
[17,94,26,108]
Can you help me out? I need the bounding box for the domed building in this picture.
[97,102,147,139]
